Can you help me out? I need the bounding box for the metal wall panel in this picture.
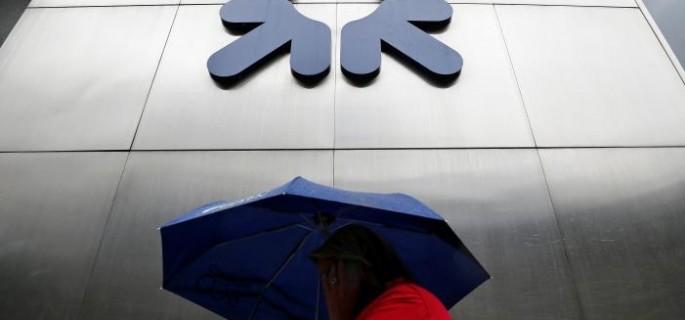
[497,5,685,147]
[0,152,127,319]
[78,151,332,319]
[133,4,336,150]
[539,148,685,319]
[180,0,228,4]
[334,149,581,320]
[496,0,636,7]
[0,7,176,151]
[289,0,492,4]
[182,0,634,5]
[334,5,535,149]
[181,0,359,4]
[35,0,632,8]
[29,0,179,7]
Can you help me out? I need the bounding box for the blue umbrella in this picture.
[161,177,489,320]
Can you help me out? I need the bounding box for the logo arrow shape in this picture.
[341,0,463,84]
[208,0,331,86]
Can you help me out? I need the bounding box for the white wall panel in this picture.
[497,5,685,147]
[540,148,685,319]
[133,4,336,150]
[0,6,176,151]
[78,151,332,319]
[335,149,581,320]
[335,5,535,148]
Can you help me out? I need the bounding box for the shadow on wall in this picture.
[0,0,30,47]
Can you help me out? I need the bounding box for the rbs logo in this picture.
[207,0,463,86]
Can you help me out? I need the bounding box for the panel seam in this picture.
[332,2,338,187]
[74,151,134,319]
[534,149,587,320]
[128,4,181,150]
[492,4,539,148]
[4,145,685,153]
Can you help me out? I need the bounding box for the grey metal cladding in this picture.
[0,152,127,319]
[26,0,641,7]
[335,4,534,149]
[133,4,336,150]
[29,0,180,6]
[539,148,685,319]
[0,6,176,151]
[493,0,636,6]
[497,5,685,147]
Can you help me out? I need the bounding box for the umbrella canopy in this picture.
[161,177,489,320]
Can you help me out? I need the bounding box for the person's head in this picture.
[310,224,413,312]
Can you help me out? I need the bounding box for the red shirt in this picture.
[356,280,452,320]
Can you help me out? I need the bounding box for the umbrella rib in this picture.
[213,222,308,248]
[335,218,384,228]
[248,232,314,320]
[167,222,311,287]
[336,217,436,237]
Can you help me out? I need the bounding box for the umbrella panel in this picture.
[162,205,306,283]
[253,237,329,320]
[166,224,326,320]
[251,195,466,250]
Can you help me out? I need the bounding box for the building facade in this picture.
[0,0,684,319]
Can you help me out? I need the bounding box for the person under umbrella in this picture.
[311,224,452,320]
[161,177,488,319]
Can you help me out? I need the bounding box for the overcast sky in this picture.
[642,0,685,69]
